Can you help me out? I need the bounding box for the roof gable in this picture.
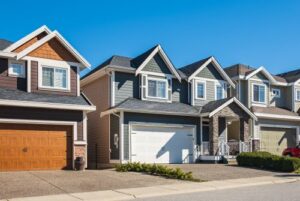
[134,45,181,81]
[141,53,172,74]
[245,66,276,83]
[197,63,224,80]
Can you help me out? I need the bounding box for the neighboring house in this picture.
[81,45,256,167]
[0,26,95,171]
[225,64,300,155]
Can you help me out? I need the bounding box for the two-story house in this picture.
[225,64,300,155]
[81,45,256,167]
[0,26,95,171]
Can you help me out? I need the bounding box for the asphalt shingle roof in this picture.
[112,98,201,116]
[200,98,232,113]
[251,106,299,116]
[178,57,211,77]
[0,39,12,50]
[0,88,91,106]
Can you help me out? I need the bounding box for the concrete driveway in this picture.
[0,164,278,200]
[0,169,184,200]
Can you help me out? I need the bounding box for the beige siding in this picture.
[249,79,270,107]
[294,85,300,113]
[81,75,110,167]
[269,85,287,108]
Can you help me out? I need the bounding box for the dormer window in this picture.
[147,78,167,99]
[40,65,70,90]
[252,83,266,103]
[196,81,206,99]
[8,60,25,78]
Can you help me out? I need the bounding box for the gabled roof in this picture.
[244,66,277,83]
[178,56,235,88]
[134,45,181,81]
[4,25,51,52]
[277,69,300,83]
[0,39,13,50]
[1,25,90,68]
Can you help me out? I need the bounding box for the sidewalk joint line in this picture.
[112,189,137,199]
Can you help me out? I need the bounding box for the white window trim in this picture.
[38,62,71,91]
[295,89,300,102]
[215,82,226,100]
[251,83,267,104]
[8,59,26,78]
[146,77,168,100]
[271,88,281,98]
[195,80,206,100]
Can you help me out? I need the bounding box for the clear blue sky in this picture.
[1,0,300,76]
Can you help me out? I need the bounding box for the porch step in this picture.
[225,158,237,165]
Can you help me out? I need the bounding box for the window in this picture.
[272,88,281,98]
[253,84,266,103]
[216,84,225,100]
[8,61,25,77]
[147,78,167,99]
[296,90,300,101]
[41,66,68,90]
[196,81,206,99]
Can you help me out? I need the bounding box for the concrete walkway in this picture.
[2,175,299,201]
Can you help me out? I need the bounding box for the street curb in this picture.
[3,176,300,201]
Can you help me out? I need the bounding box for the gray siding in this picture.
[172,79,188,103]
[115,72,139,105]
[294,86,300,112]
[286,87,293,110]
[239,80,248,106]
[269,86,287,108]
[252,72,268,80]
[110,114,120,160]
[142,53,171,74]
[123,112,200,160]
[194,80,215,106]
[196,63,224,80]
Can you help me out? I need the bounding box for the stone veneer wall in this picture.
[74,145,87,169]
[252,139,260,152]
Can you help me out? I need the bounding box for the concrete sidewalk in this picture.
[2,175,299,201]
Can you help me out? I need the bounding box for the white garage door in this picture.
[130,125,195,164]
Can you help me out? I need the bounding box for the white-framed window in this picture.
[215,83,226,100]
[296,90,300,101]
[40,66,69,90]
[196,81,206,99]
[272,88,281,98]
[252,83,266,103]
[8,60,25,78]
[147,77,167,99]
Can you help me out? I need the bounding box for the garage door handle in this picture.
[22,147,28,152]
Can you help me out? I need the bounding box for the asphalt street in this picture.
[133,180,300,201]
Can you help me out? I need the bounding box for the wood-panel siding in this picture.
[81,75,110,167]
[31,61,78,96]
[28,38,79,62]
[0,58,27,91]
[13,32,48,53]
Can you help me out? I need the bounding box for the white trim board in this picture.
[135,45,181,82]
[0,99,96,112]
[254,112,300,121]
[187,57,235,88]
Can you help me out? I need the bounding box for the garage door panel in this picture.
[260,127,296,155]
[131,125,194,164]
[0,124,72,171]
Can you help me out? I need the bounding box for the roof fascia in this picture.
[245,66,277,83]
[4,25,51,52]
[135,45,181,82]
[16,31,91,68]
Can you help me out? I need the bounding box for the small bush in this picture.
[115,162,200,182]
[236,152,300,172]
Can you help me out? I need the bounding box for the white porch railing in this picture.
[219,141,230,156]
[239,141,250,153]
[201,142,210,156]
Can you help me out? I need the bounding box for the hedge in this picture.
[115,162,201,182]
[236,152,300,172]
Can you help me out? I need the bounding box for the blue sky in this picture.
[1,0,300,75]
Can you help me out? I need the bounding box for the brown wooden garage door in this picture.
[0,124,73,171]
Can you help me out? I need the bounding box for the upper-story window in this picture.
[196,81,206,99]
[8,60,25,78]
[216,83,225,100]
[272,88,281,98]
[147,77,167,99]
[252,83,266,103]
[41,66,69,90]
[296,90,300,101]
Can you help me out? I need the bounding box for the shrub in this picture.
[236,152,300,172]
[115,162,200,182]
